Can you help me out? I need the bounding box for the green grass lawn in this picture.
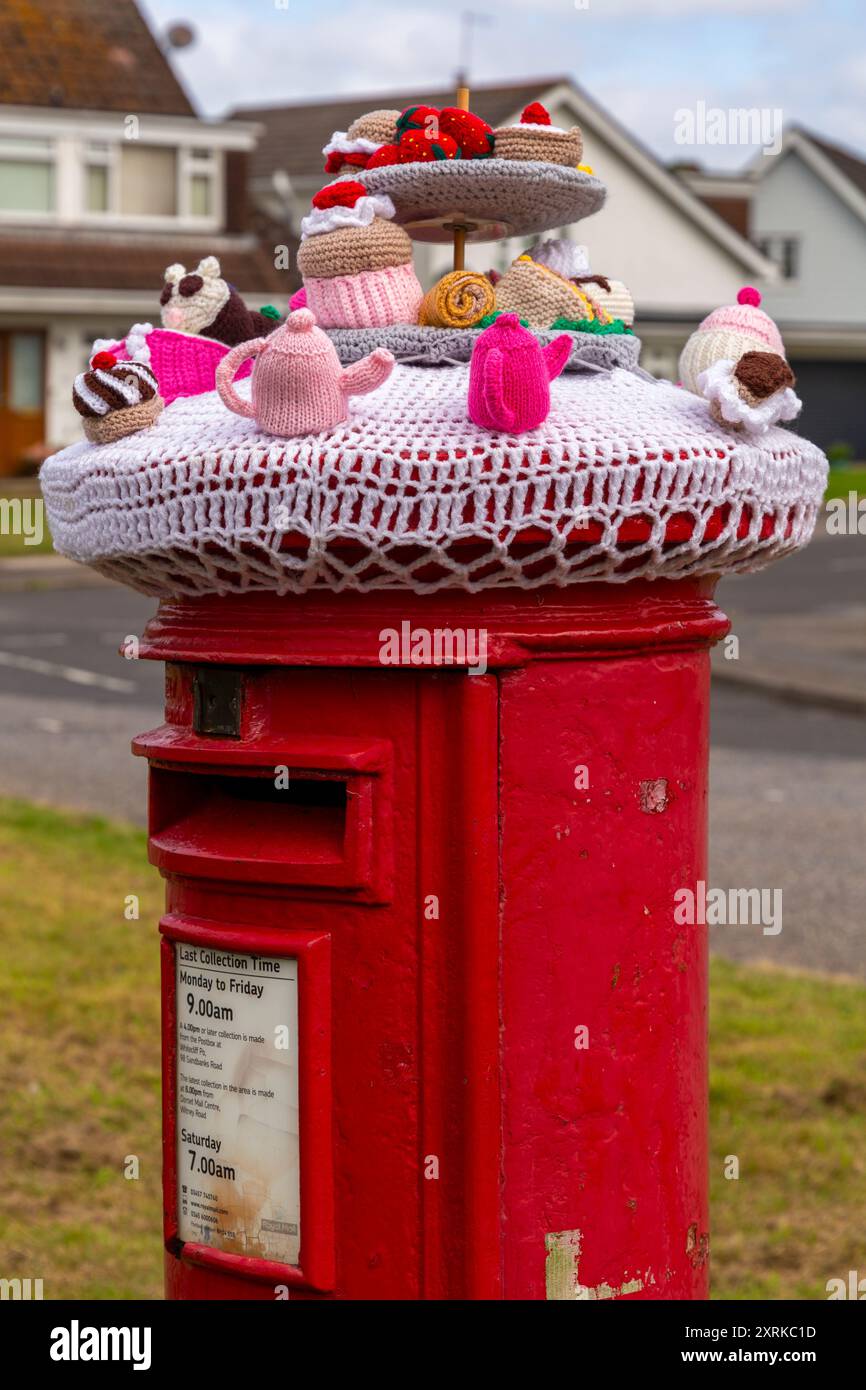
[0,799,162,1299]
[0,796,864,1299]
[825,466,866,502]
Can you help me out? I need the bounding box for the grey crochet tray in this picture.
[358,159,606,242]
[326,323,645,375]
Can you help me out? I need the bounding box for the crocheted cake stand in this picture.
[358,159,606,242]
[326,323,643,371]
[41,364,826,598]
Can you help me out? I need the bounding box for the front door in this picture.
[0,329,46,475]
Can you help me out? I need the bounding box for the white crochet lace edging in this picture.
[40,363,828,599]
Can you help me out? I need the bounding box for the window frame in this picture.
[0,125,223,231]
[0,135,57,219]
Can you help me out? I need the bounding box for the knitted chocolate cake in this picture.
[72,352,163,444]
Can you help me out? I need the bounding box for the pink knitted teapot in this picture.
[468,313,571,433]
[216,308,394,436]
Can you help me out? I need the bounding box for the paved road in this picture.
[712,526,866,710]
[0,582,863,977]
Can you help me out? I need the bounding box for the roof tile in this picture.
[0,0,195,116]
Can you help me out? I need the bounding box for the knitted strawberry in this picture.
[398,128,459,163]
[438,108,495,158]
[365,142,402,169]
[324,149,368,174]
[311,180,367,210]
[395,104,441,135]
[521,101,551,126]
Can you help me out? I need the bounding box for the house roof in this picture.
[804,131,866,200]
[0,0,195,116]
[749,126,866,231]
[0,232,289,295]
[233,78,561,182]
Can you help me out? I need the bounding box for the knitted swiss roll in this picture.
[297,180,423,329]
[418,270,495,328]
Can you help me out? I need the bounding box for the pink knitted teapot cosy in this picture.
[468,313,572,433]
[216,308,394,436]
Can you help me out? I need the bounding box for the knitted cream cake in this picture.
[531,241,635,327]
[493,102,583,166]
[72,351,163,444]
[297,180,423,328]
[495,254,614,330]
[323,109,400,176]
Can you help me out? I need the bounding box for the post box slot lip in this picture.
[133,726,391,775]
[149,769,352,871]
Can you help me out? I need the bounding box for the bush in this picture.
[826,441,855,466]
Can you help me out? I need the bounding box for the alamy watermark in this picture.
[674,101,783,157]
[0,496,44,546]
[379,621,488,675]
[674,880,782,936]
[825,491,866,535]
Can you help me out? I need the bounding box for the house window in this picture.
[119,143,177,216]
[8,332,44,411]
[84,141,111,212]
[757,235,799,280]
[0,138,55,212]
[190,173,212,216]
[186,148,217,218]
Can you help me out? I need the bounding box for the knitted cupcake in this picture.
[679,288,801,435]
[492,102,583,166]
[73,350,163,443]
[323,109,400,176]
[679,287,784,393]
[297,180,423,329]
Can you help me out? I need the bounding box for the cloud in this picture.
[141,0,865,168]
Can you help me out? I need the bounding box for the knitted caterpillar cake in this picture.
[41,93,828,598]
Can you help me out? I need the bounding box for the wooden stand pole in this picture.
[452,81,471,273]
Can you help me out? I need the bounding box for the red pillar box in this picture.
[42,328,826,1302]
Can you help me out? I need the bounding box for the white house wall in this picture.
[752,148,866,327]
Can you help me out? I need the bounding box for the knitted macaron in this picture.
[493,103,583,166]
[679,287,785,394]
[73,351,163,443]
[297,181,423,328]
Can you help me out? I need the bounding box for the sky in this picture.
[142,0,866,171]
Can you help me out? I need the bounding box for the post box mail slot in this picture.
[133,730,393,900]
